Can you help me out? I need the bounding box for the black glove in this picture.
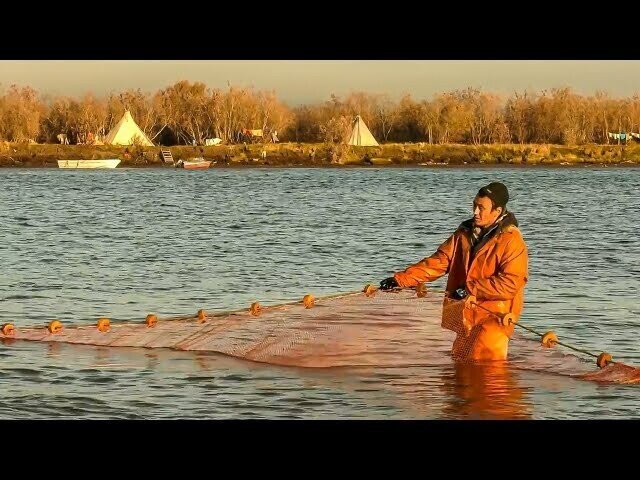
[379,277,399,290]
[450,287,468,300]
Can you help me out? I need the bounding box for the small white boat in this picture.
[57,159,121,169]
[175,158,212,170]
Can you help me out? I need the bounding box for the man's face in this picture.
[473,195,502,228]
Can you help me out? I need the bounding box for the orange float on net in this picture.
[48,320,63,334]
[415,283,427,298]
[197,309,207,323]
[1,323,15,336]
[97,318,111,333]
[302,294,315,309]
[541,331,558,348]
[597,352,612,369]
[250,302,262,316]
[146,314,158,328]
[501,312,516,326]
[363,284,376,297]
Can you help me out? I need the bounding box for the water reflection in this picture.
[441,360,533,419]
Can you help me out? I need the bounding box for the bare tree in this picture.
[375,94,400,142]
[505,91,532,144]
[320,115,351,144]
[0,85,43,142]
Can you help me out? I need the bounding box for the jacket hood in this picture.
[459,211,518,233]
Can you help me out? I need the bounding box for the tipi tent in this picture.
[347,115,379,146]
[105,110,154,146]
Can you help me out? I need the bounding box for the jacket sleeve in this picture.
[393,233,456,288]
[467,232,528,301]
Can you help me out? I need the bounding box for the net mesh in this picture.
[5,287,640,384]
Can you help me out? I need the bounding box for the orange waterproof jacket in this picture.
[393,212,528,359]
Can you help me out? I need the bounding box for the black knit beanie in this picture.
[478,182,509,210]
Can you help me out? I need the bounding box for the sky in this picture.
[1,60,640,105]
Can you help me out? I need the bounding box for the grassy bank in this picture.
[2,141,640,168]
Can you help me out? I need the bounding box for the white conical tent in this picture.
[105,110,154,146]
[347,115,379,146]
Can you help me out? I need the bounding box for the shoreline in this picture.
[3,142,640,168]
[2,163,640,170]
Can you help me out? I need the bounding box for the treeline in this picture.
[0,81,293,145]
[0,81,639,145]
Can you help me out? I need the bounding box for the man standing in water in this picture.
[379,182,528,361]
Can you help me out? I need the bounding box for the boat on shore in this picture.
[57,159,121,169]
[176,158,212,170]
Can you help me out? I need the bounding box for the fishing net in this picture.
[7,288,449,368]
[3,286,640,384]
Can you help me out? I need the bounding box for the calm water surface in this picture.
[0,167,638,419]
